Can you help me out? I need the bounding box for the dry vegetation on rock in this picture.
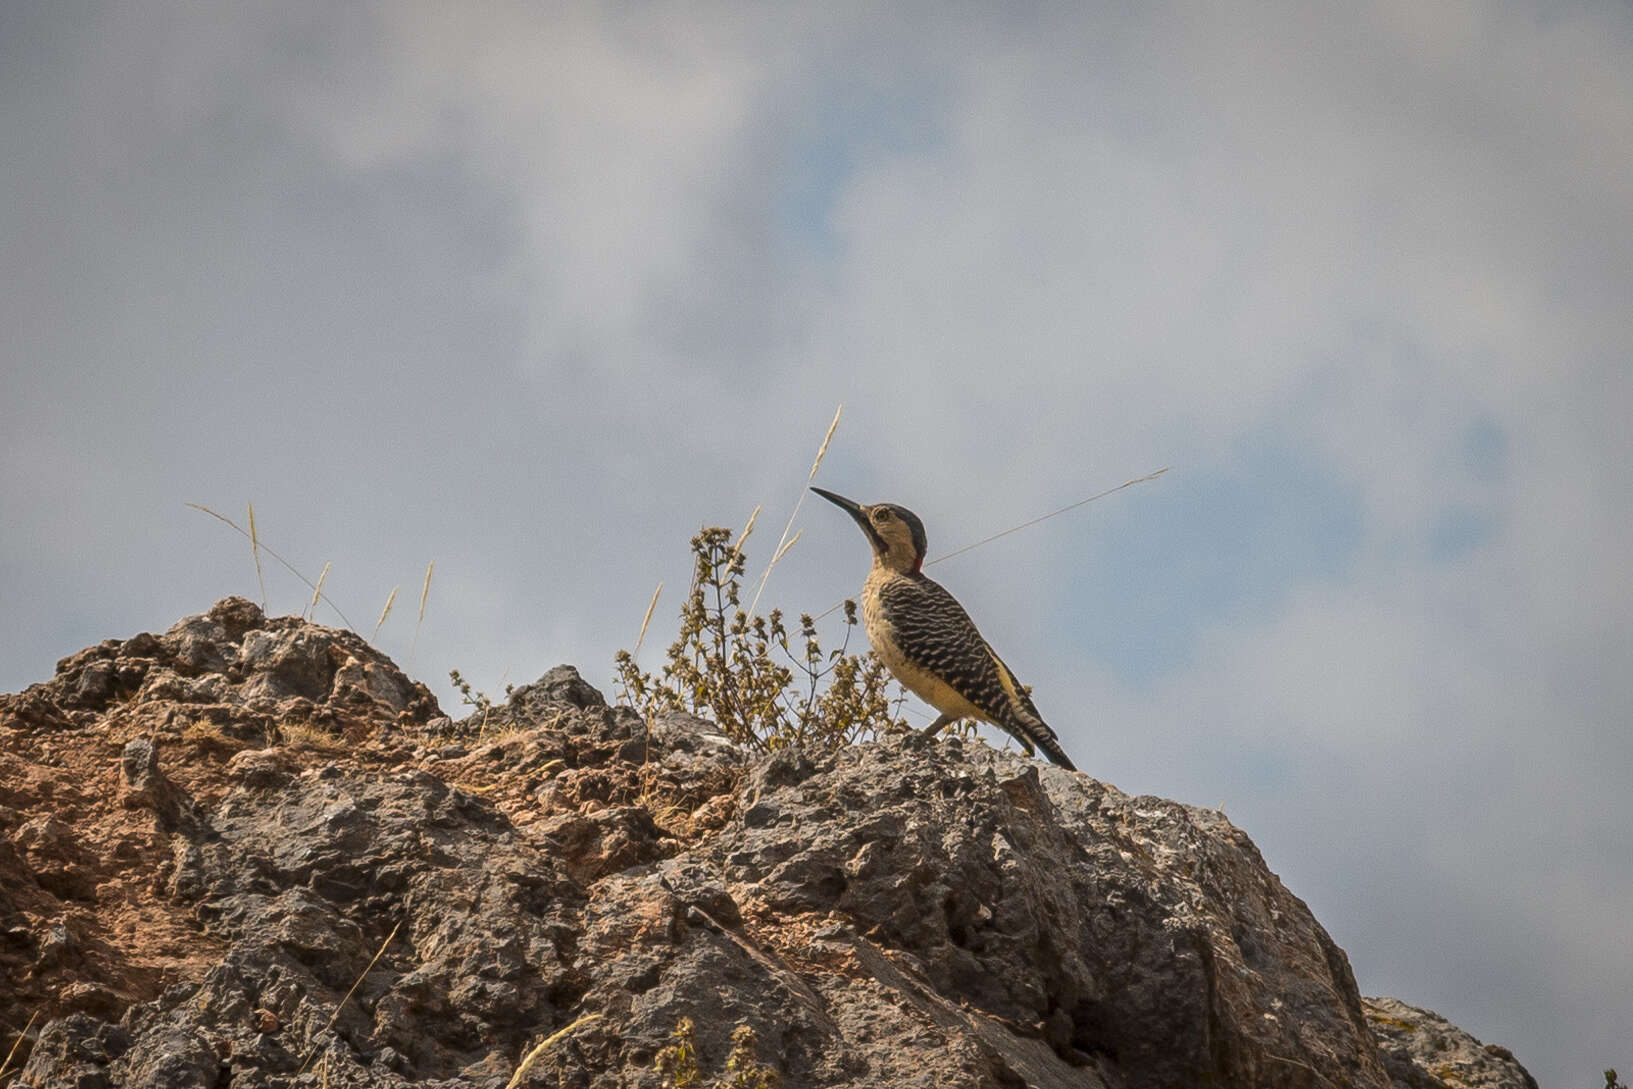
[614,527,909,754]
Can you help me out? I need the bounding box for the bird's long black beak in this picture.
[811,487,869,531]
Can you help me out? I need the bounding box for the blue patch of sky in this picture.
[1426,417,1505,562]
[1056,438,1365,687]
[1460,416,1507,484]
[1427,507,1496,563]
[1206,738,1298,797]
[774,90,942,252]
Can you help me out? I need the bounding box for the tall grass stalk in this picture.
[409,562,434,666]
[297,919,403,1075]
[0,1009,39,1084]
[503,1014,603,1089]
[306,562,332,621]
[748,403,841,617]
[730,505,761,563]
[186,503,359,631]
[373,586,398,642]
[771,530,802,567]
[634,582,663,657]
[248,502,268,609]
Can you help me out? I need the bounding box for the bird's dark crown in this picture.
[868,503,928,564]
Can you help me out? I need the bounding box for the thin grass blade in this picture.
[927,466,1169,566]
[0,1008,40,1082]
[634,582,663,656]
[409,562,434,666]
[503,1014,603,1089]
[307,562,332,621]
[749,403,841,617]
[373,586,398,642]
[186,504,359,631]
[297,919,403,1075]
[248,502,268,609]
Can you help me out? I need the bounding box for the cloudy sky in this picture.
[4,1,1629,1081]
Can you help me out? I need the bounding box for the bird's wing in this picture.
[985,645,1049,727]
[881,574,1051,732]
[880,574,1078,770]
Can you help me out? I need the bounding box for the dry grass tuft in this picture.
[0,1009,40,1085]
[274,721,349,752]
[182,719,248,754]
[504,1013,603,1089]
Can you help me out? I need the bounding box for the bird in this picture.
[811,487,1077,771]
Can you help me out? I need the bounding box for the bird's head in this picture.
[812,488,927,574]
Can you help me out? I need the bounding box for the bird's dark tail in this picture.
[1003,712,1077,771]
[1033,730,1078,772]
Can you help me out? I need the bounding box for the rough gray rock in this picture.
[3,602,1538,1089]
[444,663,611,736]
[15,1013,130,1089]
[120,737,201,832]
[16,765,585,1088]
[16,722,1514,1088]
[1364,996,1540,1089]
[707,736,1390,1088]
[0,596,440,740]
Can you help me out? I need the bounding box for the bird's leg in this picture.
[920,713,956,738]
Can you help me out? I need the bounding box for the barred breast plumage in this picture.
[861,564,1076,771]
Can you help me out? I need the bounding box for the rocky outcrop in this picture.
[1364,997,1538,1089]
[0,596,439,742]
[0,599,1537,1088]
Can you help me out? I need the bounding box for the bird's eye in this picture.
[871,509,891,523]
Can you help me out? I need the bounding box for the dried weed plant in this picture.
[655,1018,778,1089]
[273,719,350,752]
[615,527,906,753]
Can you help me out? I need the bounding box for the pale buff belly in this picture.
[861,573,988,723]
